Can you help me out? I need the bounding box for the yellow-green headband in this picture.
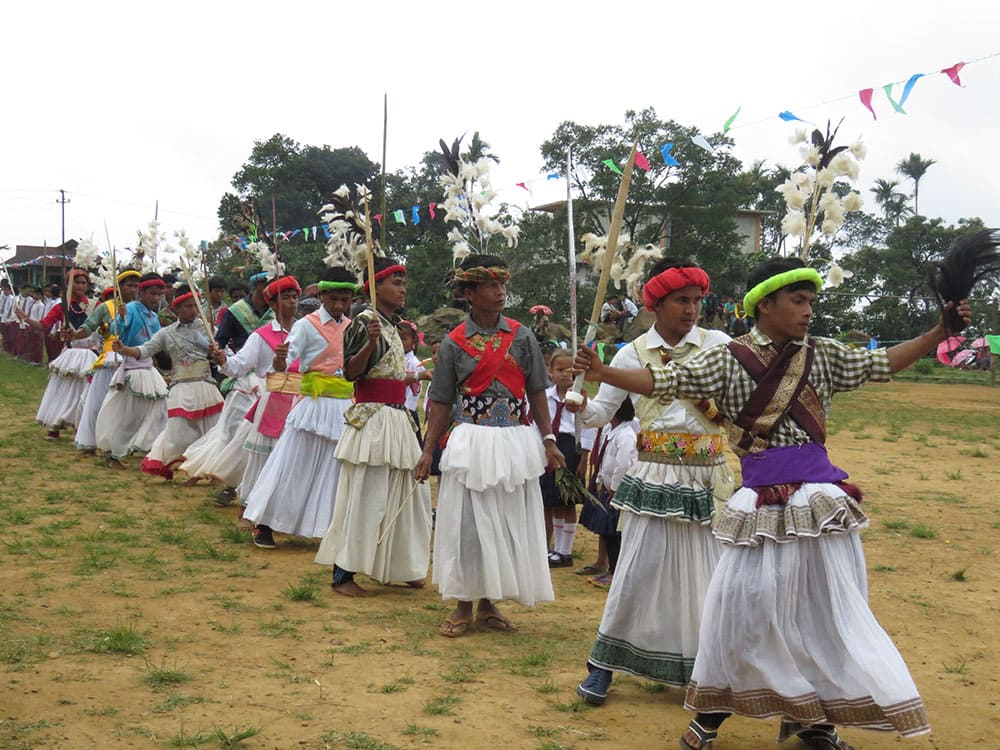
[743,268,823,317]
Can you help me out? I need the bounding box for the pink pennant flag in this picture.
[941,62,965,86]
[858,88,877,120]
[634,152,650,171]
[374,213,382,225]
[516,182,529,191]
[429,202,437,220]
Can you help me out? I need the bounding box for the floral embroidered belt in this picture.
[637,430,726,466]
[455,395,524,427]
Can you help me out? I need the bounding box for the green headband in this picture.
[317,280,358,293]
[743,267,823,317]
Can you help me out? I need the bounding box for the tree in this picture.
[214,134,380,282]
[895,153,936,216]
[869,178,911,226]
[539,108,753,301]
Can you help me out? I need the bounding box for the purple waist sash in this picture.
[739,443,848,488]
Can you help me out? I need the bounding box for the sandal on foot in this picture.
[575,564,608,576]
[439,617,469,638]
[476,613,516,632]
[679,719,718,750]
[797,726,856,750]
[777,720,807,743]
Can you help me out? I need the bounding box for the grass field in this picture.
[1,353,998,749]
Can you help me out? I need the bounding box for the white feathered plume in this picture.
[319,183,379,281]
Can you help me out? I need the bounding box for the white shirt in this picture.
[220,320,285,378]
[286,306,347,373]
[597,420,640,492]
[404,349,425,411]
[580,325,730,433]
[545,384,596,451]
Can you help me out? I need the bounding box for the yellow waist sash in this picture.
[300,372,354,399]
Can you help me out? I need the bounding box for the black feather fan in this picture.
[439,136,462,177]
[928,229,1000,332]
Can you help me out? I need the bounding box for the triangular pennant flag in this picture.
[899,73,924,108]
[691,134,715,154]
[723,106,741,133]
[289,229,301,239]
[302,227,310,241]
[634,152,650,171]
[429,202,437,220]
[515,181,529,191]
[411,205,420,225]
[373,214,382,225]
[602,158,623,175]
[659,143,680,167]
[941,62,965,86]
[393,209,405,224]
[321,224,331,238]
[546,172,560,180]
[778,110,808,123]
[312,226,318,241]
[858,89,877,120]
[883,83,906,114]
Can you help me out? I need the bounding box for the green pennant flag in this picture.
[883,83,907,114]
[602,159,623,175]
[723,106,741,133]
[986,334,1000,355]
[393,209,405,224]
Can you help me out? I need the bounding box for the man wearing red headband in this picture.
[316,258,431,597]
[244,270,357,549]
[569,257,732,708]
[67,270,141,455]
[113,283,223,480]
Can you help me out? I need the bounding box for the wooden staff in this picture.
[363,195,377,309]
[566,139,639,404]
[177,255,215,338]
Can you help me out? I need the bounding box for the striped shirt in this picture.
[648,326,892,448]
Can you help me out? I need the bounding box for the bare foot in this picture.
[331,580,369,597]
[181,477,200,487]
[405,579,425,589]
[105,457,127,470]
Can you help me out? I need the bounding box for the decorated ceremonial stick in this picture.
[363,195,377,308]
[566,140,639,405]
[376,480,422,545]
[177,255,215,338]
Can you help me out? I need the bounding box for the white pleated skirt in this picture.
[432,423,553,606]
[236,392,286,502]
[177,379,258,482]
[141,381,223,478]
[685,482,930,737]
[73,357,120,451]
[243,396,351,538]
[35,348,96,430]
[315,405,429,583]
[94,367,168,459]
[590,510,720,685]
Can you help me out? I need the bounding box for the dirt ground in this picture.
[1,372,998,749]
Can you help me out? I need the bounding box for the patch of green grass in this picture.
[945,468,963,481]
[883,519,909,531]
[909,524,938,540]
[211,725,260,748]
[185,540,239,562]
[641,681,667,693]
[949,568,968,582]
[153,693,206,713]
[259,617,303,640]
[380,675,416,693]
[82,623,149,656]
[219,526,251,544]
[282,581,321,603]
[968,447,989,458]
[550,698,591,713]
[422,693,461,715]
[534,679,561,694]
[509,651,552,677]
[143,658,192,691]
[401,723,439,739]
[1,633,54,669]
[942,661,968,674]
[873,565,896,573]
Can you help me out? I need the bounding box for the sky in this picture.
[2,0,998,264]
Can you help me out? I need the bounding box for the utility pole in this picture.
[57,189,70,317]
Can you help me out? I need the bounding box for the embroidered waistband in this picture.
[455,395,524,427]
[637,431,725,466]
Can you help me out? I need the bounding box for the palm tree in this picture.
[869,178,911,225]
[895,153,936,216]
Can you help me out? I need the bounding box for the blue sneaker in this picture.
[576,665,612,705]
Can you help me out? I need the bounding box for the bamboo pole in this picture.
[566,140,639,404]
[363,196,377,309]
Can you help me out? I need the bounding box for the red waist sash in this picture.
[354,378,406,404]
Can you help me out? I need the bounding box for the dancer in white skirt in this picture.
[316,259,431,597]
[575,256,962,749]
[112,284,223,480]
[17,268,97,439]
[94,272,169,469]
[68,273,141,454]
[415,255,564,636]
[242,274,357,547]
[205,275,301,501]
[571,259,730,704]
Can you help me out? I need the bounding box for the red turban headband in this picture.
[641,267,710,311]
[264,276,301,302]
[361,264,406,294]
